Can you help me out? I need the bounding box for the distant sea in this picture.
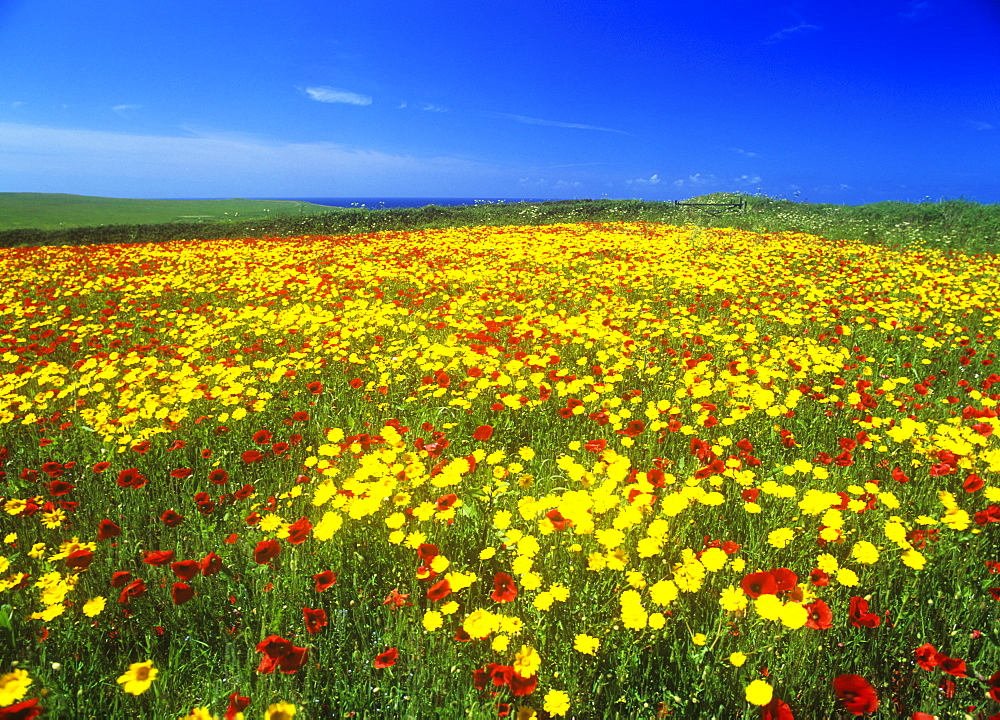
[261,197,558,209]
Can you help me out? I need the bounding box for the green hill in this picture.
[0,193,334,230]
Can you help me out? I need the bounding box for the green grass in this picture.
[0,193,334,231]
[1,193,998,255]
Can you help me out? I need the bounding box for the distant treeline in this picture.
[2,196,998,254]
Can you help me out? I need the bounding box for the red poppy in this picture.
[914,643,940,670]
[0,697,43,719]
[285,516,312,544]
[307,380,324,394]
[804,599,833,630]
[118,578,147,604]
[170,468,193,479]
[374,647,399,668]
[620,420,646,437]
[809,568,829,587]
[255,635,308,674]
[65,548,94,571]
[584,438,608,453]
[170,560,200,581]
[254,539,280,565]
[417,543,440,562]
[383,588,412,608]
[292,411,310,422]
[545,508,571,530]
[436,493,458,511]
[143,550,176,566]
[427,579,452,601]
[224,533,238,544]
[963,473,984,492]
[167,440,186,451]
[509,672,538,696]
[161,509,184,527]
[349,378,364,389]
[489,664,514,687]
[241,450,264,463]
[473,425,494,441]
[253,429,273,444]
[116,468,147,489]
[172,582,195,605]
[987,669,1000,702]
[741,571,777,598]
[93,461,111,473]
[208,468,230,485]
[314,570,338,592]
[234,484,254,500]
[832,674,878,715]
[47,480,75,496]
[768,568,798,593]
[97,518,121,540]
[848,597,881,628]
[303,607,328,635]
[760,698,795,720]
[491,572,518,603]
[225,693,250,720]
[938,656,968,677]
[201,551,223,576]
[110,571,132,588]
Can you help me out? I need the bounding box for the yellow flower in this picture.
[851,541,880,564]
[700,546,728,572]
[492,634,511,652]
[754,594,783,621]
[719,585,748,612]
[766,527,794,549]
[422,610,443,631]
[179,708,216,720]
[574,634,600,655]
[440,601,459,615]
[648,612,666,630]
[83,596,106,617]
[836,568,860,587]
[745,679,773,706]
[729,651,747,667]
[778,602,808,629]
[478,546,496,560]
[0,669,32,706]
[264,702,296,720]
[692,633,707,646]
[117,660,158,695]
[543,689,571,717]
[513,644,541,678]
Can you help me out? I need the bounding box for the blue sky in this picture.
[1,0,998,204]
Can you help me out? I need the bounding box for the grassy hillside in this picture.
[1,192,998,254]
[0,193,333,230]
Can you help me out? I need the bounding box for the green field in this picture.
[0,193,334,230]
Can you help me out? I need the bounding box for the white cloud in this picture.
[0,121,497,196]
[303,86,372,106]
[969,120,994,131]
[626,173,661,186]
[764,23,821,44]
[112,104,141,117]
[733,174,762,185]
[729,147,758,158]
[900,1,932,20]
[672,173,719,188]
[487,112,630,135]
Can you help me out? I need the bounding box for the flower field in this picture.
[1,222,1000,719]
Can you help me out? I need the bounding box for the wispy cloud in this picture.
[487,112,631,135]
[764,23,821,44]
[672,173,719,188]
[900,1,932,21]
[729,147,758,158]
[626,173,661,186]
[112,104,141,118]
[421,103,448,113]
[303,86,372,106]
[969,120,995,131]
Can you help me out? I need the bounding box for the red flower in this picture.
[509,672,538,696]
[987,669,1000,702]
[116,467,147,489]
[832,674,878,715]
[427,579,452,601]
[307,381,323,395]
[349,378,364,389]
[760,698,795,720]
[208,468,230,485]
[963,473,984,492]
[234,484,254,500]
[172,582,195,605]
[303,607,328,635]
[167,440,186,451]
[241,450,264,463]
[491,572,518,603]
[171,560,200,581]
[97,518,121,540]
[417,543,440,562]
[143,550,176,566]
[118,578,147,604]
[435,493,458,511]
[768,568,798,593]
[47,480,75,496]
[489,664,514,687]
[255,635,308,674]
[804,599,833,630]
[160,510,184,527]
[314,570,338,592]
[914,643,940,670]
[225,693,250,720]
[200,551,223,576]
[938,656,968,677]
[93,461,111,473]
[473,425,494,441]
[110,571,132,588]
[584,439,607,453]
[809,568,829,586]
[0,697,43,719]
[285,516,312,544]
[170,468,193,479]
[383,588,412,608]
[292,411,310,422]
[374,647,398,668]
[848,597,881,628]
[741,571,778,598]
[621,420,646,437]
[254,539,280,565]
